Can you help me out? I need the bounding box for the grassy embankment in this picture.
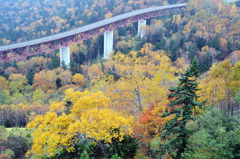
[0,126,32,139]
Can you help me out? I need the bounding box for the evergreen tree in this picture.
[190,9,196,16]
[61,61,67,70]
[188,43,199,61]
[187,28,196,41]
[2,62,11,70]
[207,34,221,51]
[160,60,204,159]
[196,37,206,49]
[49,57,59,70]
[70,62,83,75]
[101,61,105,72]
[172,23,178,34]
[227,40,233,54]
[190,57,200,77]
[13,60,18,69]
[236,0,240,7]
[200,51,212,72]
[26,68,34,85]
[109,134,138,159]
[159,38,166,50]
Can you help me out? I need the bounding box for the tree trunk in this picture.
[136,89,142,111]
[231,98,234,116]
[98,140,110,158]
[228,94,232,116]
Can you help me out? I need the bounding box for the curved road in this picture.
[0,3,187,52]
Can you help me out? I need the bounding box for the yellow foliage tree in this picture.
[27,89,133,158]
[199,60,240,115]
[0,76,9,90]
[72,73,85,87]
[230,4,237,17]
[8,74,28,93]
[105,12,113,19]
[97,44,176,115]
[59,70,72,86]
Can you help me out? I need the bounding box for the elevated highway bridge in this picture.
[0,3,187,65]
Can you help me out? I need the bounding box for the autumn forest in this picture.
[1,0,240,158]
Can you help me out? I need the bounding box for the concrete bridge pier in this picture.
[60,46,70,68]
[104,30,113,59]
[138,20,147,38]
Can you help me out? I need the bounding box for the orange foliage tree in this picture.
[133,96,172,157]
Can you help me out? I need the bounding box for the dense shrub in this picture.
[6,136,29,158]
[0,138,8,153]
[50,135,138,159]
[109,135,138,159]
[1,149,14,158]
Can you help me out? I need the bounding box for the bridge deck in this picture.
[0,3,187,52]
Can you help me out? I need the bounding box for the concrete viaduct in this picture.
[0,3,187,66]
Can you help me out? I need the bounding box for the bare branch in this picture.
[106,63,126,77]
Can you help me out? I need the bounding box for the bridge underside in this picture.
[0,5,185,64]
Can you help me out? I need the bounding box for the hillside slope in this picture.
[0,0,184,45]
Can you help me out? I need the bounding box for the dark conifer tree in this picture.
[160,60,204,159]
[236,0,240,8]
[26,68,34,85]
[101,61,105,72]
[196,37,206,49]
[70,62,83,75]
[190,57,200,77]
[200,52,212,72]
[61,61,67,70]
[13,60,18,69]
[189,43,199,61]
[227,40,233,54]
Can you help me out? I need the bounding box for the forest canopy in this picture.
[1,0,240,158]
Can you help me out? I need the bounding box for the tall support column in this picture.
[138,20,147,38]
[60,46,70,68]
[104,30,113,59]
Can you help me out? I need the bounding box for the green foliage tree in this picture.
[80,152,90,159]
[31,87,47,104]
[182,107,240,158]
[0,90,10,105]
[160,60,204,158]
[111,154,122,159]
[109,135,138,159]
[49,137,98,159]
[235,91,240,104]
